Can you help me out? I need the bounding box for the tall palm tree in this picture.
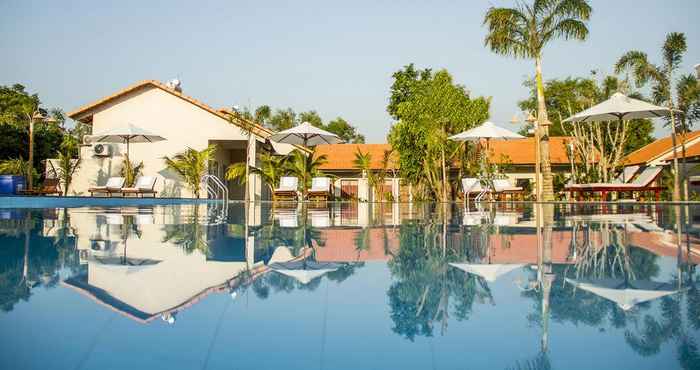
[615,32,687,201]
[483,0,592,201]
[285,150,328,198]
[163,144,217,198]
[675,74,700,199]
[226,152,287,201]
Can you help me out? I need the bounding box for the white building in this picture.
[67,79,297,199]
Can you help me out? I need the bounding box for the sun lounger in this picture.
[612,165,640,184]
[307,177,331,201]
[274,207,299,228]
[462,178,485,200]
[274,177,299,200]
[309,208,331,228]
[492,179,525,201]
[462,178,524,202]
[18,178,62,196]
[566,166,664,201]
[121,176,157,197]
[567,165,641,190]
[89,177,125,197]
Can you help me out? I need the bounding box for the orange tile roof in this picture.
[314,144,399,170]
[487,136,576,165]
[679,139,700,159]
[624,130,700,165]
[67,80,273,140]
[316,138,578,170]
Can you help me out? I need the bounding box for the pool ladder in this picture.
[201,174,229,224]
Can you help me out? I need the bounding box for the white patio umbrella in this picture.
[562,92,671,123]
[269,122,343,147]
[449,121,524,160]
[563,92,673,183]
[449,121,525,142]
[93,123,166,160]
[450,122,524,200]
[268,247,341,284]
[565,277,680,311]
[450,262,525,282]
[269,121,343,201]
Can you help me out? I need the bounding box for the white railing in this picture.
[201,174,229,224]
[202,174,228,202]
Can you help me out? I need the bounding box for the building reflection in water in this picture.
[0,201,698,367]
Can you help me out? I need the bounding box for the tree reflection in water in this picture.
[387,205,493,341]
[162,204,212,256]
[384,204,700,369]
[0,209,80,312]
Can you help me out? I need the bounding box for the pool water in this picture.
[0,202,698,370]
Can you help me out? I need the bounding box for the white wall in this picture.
[71,86,254,198]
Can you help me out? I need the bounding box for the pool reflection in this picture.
[0,202,698,369]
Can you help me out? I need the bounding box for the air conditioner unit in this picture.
[90,240,108,251]
[92,143,113,157]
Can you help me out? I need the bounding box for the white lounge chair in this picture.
[309,209,331,228]
[612,165,641,184]
[492,179,525,201]
[274,177,299,200]
[121,176,157,197]
[462,178,486,200]
[89,177,125,197]
[566,166,664,201]
[274,208,299,228]
[307,177,331,200]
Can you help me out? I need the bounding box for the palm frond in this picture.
[163,144,216,198]
[542,18,588,43]
[353,148,372,171]
[483,6,532,58]
[663,32,687,72]
[614,51,664,88]
[225,162,248,184]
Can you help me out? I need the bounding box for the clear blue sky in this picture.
[1,0,698,142]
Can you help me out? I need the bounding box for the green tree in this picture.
[352,148,378,200]
[352,148,372,178]
[226,152,287,200]
[0,84,40,126]
[248,104,365,143]
[675,74,700,198]
[0,84,65,173]
[53,135,81,196]
[254,105,272,125]
[298,110,324,127]
[615,32,687,200]
[286,150,328,198]
[484,0,592,200]
[325,117,365,143]
[677,74,700,131]
[268,108,297,131]
[387,63,433,120]
[163,145,216,198]
[118,155,143,188]
[388,67,490,201]
[517,75,654,154]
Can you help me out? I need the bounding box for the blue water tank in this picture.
[0,175,26,195]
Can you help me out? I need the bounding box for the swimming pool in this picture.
[0,201,698,370]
